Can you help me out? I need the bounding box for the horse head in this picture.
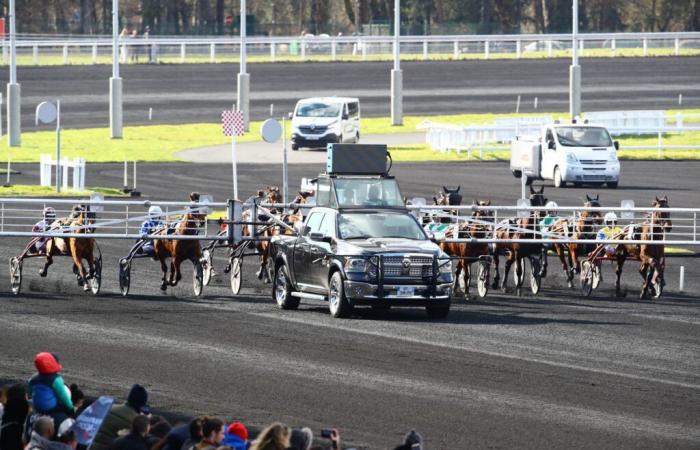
[652,195,672,232]
[470,199,493,238]
[441,186,462,206]
[72,205,96,234]
[583,194,603,224]
[265,186,283,215]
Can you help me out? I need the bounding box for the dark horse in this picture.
[492,185,547,295]
[548,194,604,288]
[41,205,98,291]
[615,196,672,299]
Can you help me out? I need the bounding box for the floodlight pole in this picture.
[110,0,123,138]
[55,100,61,192]
[391,0,403,125]
[7,0,21,147]
[569,0,581,119]
[237,0,250,131]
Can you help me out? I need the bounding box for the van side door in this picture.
[347,101,360,142]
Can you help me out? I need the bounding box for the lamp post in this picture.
[110,0,123,138]
[569,0,581,119]
[7,0,21,146]
[237,0,250,131]
[391,0,403,125]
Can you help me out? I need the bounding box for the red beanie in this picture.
[34,352,62,375]
[227,422,248,441]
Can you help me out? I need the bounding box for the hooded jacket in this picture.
[89,404,139,450]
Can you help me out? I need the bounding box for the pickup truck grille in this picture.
[382,255,434,279]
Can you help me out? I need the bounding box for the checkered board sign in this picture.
[222,110,245,136]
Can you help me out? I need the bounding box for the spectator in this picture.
[130,30,139,63]
[0,384,30,450]
[193,418,224,450]
[176,418,202,450]
[28,353,74,430]
[161,418,201,450]
[56,428,78,450]
[145,416,171,450]
[249,423,290,450]
[24,416,54,450]
[90,384,149,450]
[392,429,423,450]
[110,415,151,450]
[289,427,313,450]
[221,422,248,450]
[69,385,85,415]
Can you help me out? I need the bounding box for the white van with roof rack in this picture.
[291,97,360,151]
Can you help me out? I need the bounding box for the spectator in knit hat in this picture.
[161,418,202,450]
[110,415,151,450]
[192,418,224,450]
[90,384,149,450]
[0,383,30,450]
[220,422,248,450]
[288,427,313,450]
[28,353,74,430]
[249,423,290,450]
[392,429,423,450]
[24,416,55,450]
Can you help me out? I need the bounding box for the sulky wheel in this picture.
[477,260,489,298]
[529,257,542,295]
[89,254,102,296]
[202,249,213,286]
[9,257,22,296]
[193,260,204,297]
[230,257,242,295]
[580,260,594,297]
[118,258,131,297]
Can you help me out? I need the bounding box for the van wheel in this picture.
[554,167,566,188]
[291,143,299,151]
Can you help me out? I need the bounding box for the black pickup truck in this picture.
[269,206,453,318]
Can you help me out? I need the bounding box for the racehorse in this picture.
[615,196,672,299]
[154,192,207,291]
[492,185,547,295]
[440,200,492,299]
[548,194,603,288]
[41,205,98,291]
[282,190,314,233]
[246,186,283,283]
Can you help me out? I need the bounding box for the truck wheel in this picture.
[273,264,299,310]
[291,143,299,151]
[607,181,618,188]
[328,271,353,318]
[512,170,522,178]
[426,303,450,319]
[554,167,566,188]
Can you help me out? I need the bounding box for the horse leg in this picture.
[555,245,573,288]
[491,247,501,290]
[70,252,89,291]
[501,254,513,293]
[173,256,184,286]
[514,256,524,296]
[540,246,548,278]
[615,254,626,297]
[463,261,471,300]
[40,241,54,277]
[453,259,463,294]
[159,256,169,291]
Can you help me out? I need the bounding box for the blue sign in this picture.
[71,396,114,446]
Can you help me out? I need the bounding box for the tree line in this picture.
[3,0,698,36]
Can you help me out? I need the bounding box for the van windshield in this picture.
[295,102,342,118]
[555,127,613,147]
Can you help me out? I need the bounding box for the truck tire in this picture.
[273,263,299,310]
[512,170,522,178]
[554,167,566,188]
[291,143,299,151]
[328,271,353,318]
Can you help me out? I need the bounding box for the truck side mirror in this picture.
[309,232,324,241]
[614,140,619,150]
[342,112,349,120]
[547,140,556,150]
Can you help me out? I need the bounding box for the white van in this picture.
[291,97,360,150]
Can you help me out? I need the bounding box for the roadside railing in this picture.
[2,31,699,65]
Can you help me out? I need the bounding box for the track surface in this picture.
[1,160,699,449]
[2,57,699,128]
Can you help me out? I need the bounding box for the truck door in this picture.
[308,211,336,288]
[542,127,557,179]
[294,211,323,287]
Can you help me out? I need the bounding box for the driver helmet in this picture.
[43,207,56,222]
[148,205,163,219]
[604,211,618,225]
[545,201,558,215]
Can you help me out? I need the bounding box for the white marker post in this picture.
[36,101,60,192]
[232,131,238,200]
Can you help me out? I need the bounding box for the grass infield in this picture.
[0,185,128,197]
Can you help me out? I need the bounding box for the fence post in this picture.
[547,40,552,57]
[453,41,459,59]
[611,38,616,57]
[62,45,69,64]
[210,43,216,63]
[270,41,276,62]
[674,38,679,56]
[643,38,648,56]
[484,40,489,59]
[657,131,662,158]
[422,40,428,60]
[361,40,367,60]
[579,39,584,57]
[516,39,521,59]
[301,38,306,60]
[330,40,336,61]
[32,44,38,65]
[180,43,186,63]
[2,42,7,64]
[92,43,98,64]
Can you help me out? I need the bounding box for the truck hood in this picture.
[340,238,440,255]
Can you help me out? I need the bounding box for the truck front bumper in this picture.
[343,281,452,306]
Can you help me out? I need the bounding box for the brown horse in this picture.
[282,190,314,233]
[154,193,207,291]
[548,194,603,288]
[492,185,547,295]
[244,186,283,283]
[41,205,98,291]
[440,200,492,299]
[615,196,672,299]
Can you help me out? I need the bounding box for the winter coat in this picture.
[28,374,73,414]
[89,404,139,450]
[110,431,149,450]
[0,418,25,450]
[23,431,71,450]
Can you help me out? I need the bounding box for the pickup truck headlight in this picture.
[566,152,578,163]
[344,257,377,279]
[438,259,452,274]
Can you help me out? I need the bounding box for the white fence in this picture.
[39,155,86,191]
[2,31,699,65]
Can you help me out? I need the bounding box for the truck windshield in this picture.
[555,127,613,147]
[334,178,404,208]
[338,213,426,240]
[295,102,341,118]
